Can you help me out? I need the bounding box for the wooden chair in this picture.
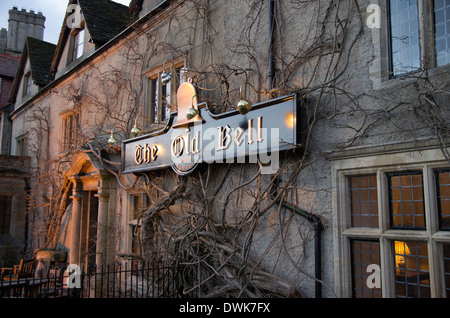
[1,259,36,280]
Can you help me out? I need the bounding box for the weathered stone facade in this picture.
[5,0,450,298]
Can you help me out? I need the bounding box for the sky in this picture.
[0,0,131,45]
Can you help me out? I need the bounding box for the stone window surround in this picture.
[15,132,28,157]
[368,0,450,90]
[330,142,450,297]
[142,56,185,127]
[59,107,79,152]
[68,21,86,64]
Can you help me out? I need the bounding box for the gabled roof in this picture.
[0,54,20,79]
[10,0,174,117]
[80,0,131,44]
[8,37,56,103]
[27,37,57,86]
[50,0,132,75]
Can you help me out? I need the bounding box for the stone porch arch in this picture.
[64,152,115,269]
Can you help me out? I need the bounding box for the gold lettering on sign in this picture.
[217,125,232,151]
[135,144,159,165]
[171,136,184,158]
[248,119,254,145]
[257,116,264,143]
[216,116,264,151]
[152,145,158,161]
[135,145,144,164]
[235,127,244,146]
[191,131,201,154]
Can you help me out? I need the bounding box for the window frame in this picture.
[60,110,79,151]
[70,27,85,63]
[387,170,426,230]
[372,0,448,84]
[435,169,450,231]
[332,147,450,298]
[73,29,85,61]
[387,0,422,77]
[23,72,32,97]
[143,58,186,128]
[16,133,28,156]
[433,0,450,66]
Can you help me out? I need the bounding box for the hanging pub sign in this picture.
[121,82,300,176]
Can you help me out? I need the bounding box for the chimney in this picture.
[0,28,7,50]
[7,6,46,52]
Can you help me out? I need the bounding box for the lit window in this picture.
[337,158,450,297]
[388,172,425,229]
[393,240,430,298]
[351,239,382,298]
[443,244,450,297]
[350,175,379,228]
[436,169,450,230]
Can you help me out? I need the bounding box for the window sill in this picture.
[343,227,382,238]
[371,63,450,91]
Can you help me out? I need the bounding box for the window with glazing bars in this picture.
[388,171,425,229]
[349,175,379,228]
[387,0,450,77]
[345,166,449,298]
[443,243,450,297]
[434,0,450,66]
[388,0,421,76]
[393,240,430,298]
[63,112,79,150]
[436,169,450,230]
[351,239,382,298]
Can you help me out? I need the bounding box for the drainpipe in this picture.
[276,200,323,298]
[268,0,276,89]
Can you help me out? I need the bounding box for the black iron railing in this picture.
[0,261,192,298]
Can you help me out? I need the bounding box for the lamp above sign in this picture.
[121,82,300,176]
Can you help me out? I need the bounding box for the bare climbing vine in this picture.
[24,0,449,298]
